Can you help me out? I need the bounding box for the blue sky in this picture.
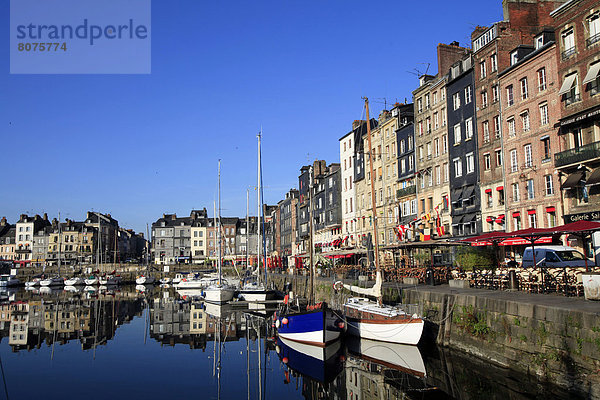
[1,1,503,234]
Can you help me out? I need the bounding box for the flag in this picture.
[437,225,445,237]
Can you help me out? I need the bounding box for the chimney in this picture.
[171,214,177,220]
[352,120,365,130]
[437,42,469,77]
[163,214,166,219]
[0,217,6,226]
[43,213,48,221]
[502,0,568,29]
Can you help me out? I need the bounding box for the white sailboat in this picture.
[64,276,85,286]
[239,132,275,302]
[204,160,236,304]
[338,98,424,346]
[99,275,122,285]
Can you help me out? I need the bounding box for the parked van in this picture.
[521,245,592,268]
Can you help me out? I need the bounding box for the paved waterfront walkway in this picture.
[395,282,600,314]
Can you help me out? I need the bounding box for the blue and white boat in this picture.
[276,303,344,346]
[275,336,344,384]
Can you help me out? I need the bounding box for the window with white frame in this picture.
[562,28,575,58]
[493,116,501,138]
[510,149,518,172]
[453,158,463,178]
[521,111,530,132]
[433,91,438,104]
[443,162,449,182]
[425,94,430,109]
[520,77,528,100]
[481,90,488,108]
[484,153,491,170]
[400,140,405,153]
[510,50,518,65]
[434,112,439,129]
[490,53,497,72]
[466,153,475,174]
[480,61,487,78]
[442,134,448,153]
[483,121,490,143]
[539,102,549,125]
[453,92,461,110]
[434,138,440,157]
[545,174,554,195]
[495,149,502,166]
[524,144,532,167]
[417,97,423,112]
[492,85,499,103]
[465,86,472,104]
[453,124,461,144]
[506,85,514,106]
[436,165,441,184]
[538,68,547,91]
[465,118,473,140]
[512,182,520,202]
[535,35,544,50]
[526,178,535,199]
[401,158,406,173]
[529,212,537,228]
[589,13,600,46]
[507,117,516,137]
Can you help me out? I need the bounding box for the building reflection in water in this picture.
[0,287,145,353]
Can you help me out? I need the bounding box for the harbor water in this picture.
[0,285,583,399]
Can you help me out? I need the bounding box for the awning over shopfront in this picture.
[463,186,474,199]
[561,171,584,189]
[558,73,577,95]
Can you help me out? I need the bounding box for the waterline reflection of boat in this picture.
[64,277,85,286]
[40,276,64,287]
[0,274,21,287]
[346,336,426,378]
[276,336,344,384]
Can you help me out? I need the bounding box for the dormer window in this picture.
[535,35,544,50]
[510,51,518,66]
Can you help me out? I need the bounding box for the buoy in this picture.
[337,321,345,329]
[282,317,288,325]
[282,357,288,364]
[275,320,280,328]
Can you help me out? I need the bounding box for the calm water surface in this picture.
[0,286,581,399]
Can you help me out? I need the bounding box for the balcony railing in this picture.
[396,186,416,198]
[587,33,600,47]
[562,47,576,60]
[555,141,600,167]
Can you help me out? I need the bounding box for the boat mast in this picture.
[258,131,268,286]
[146,223,150,268]
[57,211,61,276]
[217,159,222,286]
[96,217,101,272]
[364,97,382,303]
[257,133,261,281]
[246,188,249,270]
[308,165,315,305]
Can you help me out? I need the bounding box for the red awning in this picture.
[495,214,505,223]
[512,211,520,217]
[527,210,536,215]
[485,189,492,193]
[496,186,504,191]
[486,216,494,222]
[546,207,556,213]
[499,236,553,246]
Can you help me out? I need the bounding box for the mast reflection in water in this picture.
[0,287,585,399]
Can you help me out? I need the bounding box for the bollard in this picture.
[508,270,519,290]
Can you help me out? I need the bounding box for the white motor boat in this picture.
[85,276,100,286]
[64,277,85,286]
[40,276,64,287]
[64,285,82,293]
[135,275,155,285]
[0,275,21,287]
[203,283,236,304]
[100,275,122,285]
[159,277,171,284]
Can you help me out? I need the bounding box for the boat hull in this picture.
[40,278,64,287]
[238,289,276,302]
[346,336,426,377]
[346,315,424,345]
[64,278,85,286]
[275,337,344,384]
[203,287,235,304]
[277,307,343,346]
[136,276,155,285]
[84,278,99,286]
